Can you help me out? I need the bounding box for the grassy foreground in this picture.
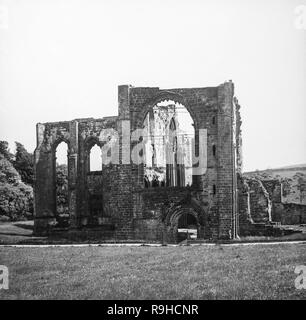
[0,243,306,300]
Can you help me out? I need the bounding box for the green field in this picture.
[0,243,306,300]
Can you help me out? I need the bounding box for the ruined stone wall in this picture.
[127,82,238,240]
[262,178,306,225]
[76,117,118,226]
[273,203,306,225]
[34,82,240,241]
[237,176,273,235]
[34,117,120,234]
[234,98,243,175]
[237,174,253,235]
[34,121,76,233]
[261,180,282,203]
[238,172,306,231]
[245,167,306,205]
[282,172,306,205]
[132,187,209,241]
[247,179,272,223]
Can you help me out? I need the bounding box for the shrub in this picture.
[0,182,34,221]
[0,154,34,221]
[13,142,34,186]
[0,155,21,185]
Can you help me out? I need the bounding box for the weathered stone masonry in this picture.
[34,81,244,241]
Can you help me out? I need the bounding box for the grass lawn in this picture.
[0,243,306,300]
[0,221,37,244]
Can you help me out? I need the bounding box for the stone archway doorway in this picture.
[165,206,202,243]
[177,212,198,242]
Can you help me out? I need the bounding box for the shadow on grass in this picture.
[14,223,34,231]
[0,232,33,237]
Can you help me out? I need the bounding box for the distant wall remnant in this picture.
[239,168,306,235]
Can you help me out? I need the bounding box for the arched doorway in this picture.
[165,204,202,243]
[177,212,198,242]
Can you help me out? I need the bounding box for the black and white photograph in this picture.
[0,0,306,307]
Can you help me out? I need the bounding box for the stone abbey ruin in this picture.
[34,82,306,242]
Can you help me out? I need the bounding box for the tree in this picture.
[0,142,34,221]
[0,155,33,221]
[13,142,34,186]
[0,182,33,221]
[0,141,14,162]
[0,154,21,185]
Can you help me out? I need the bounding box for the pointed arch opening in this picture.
[89,144,102,172]
[55,141,69,226]
[85,140,103,225]
[143,99,194,188]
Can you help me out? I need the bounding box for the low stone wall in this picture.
[272,203,306,225]
[133,218,162,241]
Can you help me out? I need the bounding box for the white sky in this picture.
[0,0,305,172]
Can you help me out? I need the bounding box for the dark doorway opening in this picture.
[177,213,198,241]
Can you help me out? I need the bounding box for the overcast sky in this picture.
[0,0,305,172]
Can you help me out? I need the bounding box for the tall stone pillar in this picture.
[217,81,238,239]
[68,120,78,228]
[115,85,136,238]
[34,123,56,234]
